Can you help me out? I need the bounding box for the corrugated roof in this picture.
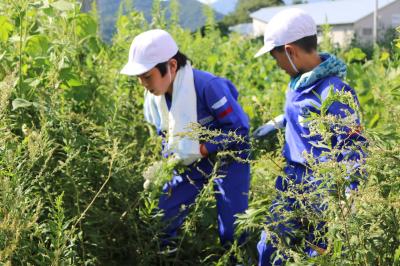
[250,0,397,25]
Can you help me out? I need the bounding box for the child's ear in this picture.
[285,44,296,57]
[169,59,178,74]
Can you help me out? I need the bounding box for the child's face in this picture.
[137,60,176,96]
[138,68,170,96]
[270,45,300,77]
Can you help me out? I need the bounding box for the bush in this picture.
[0,1,399,265]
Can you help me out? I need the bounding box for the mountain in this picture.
[82,0,224,42]
[197,0,239,15]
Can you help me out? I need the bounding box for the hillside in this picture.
[83,0,224,41]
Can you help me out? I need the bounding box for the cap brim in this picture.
[254,42,275,58]
[120,61,157,76]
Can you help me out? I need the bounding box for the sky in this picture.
[196,0,333,15]
[283,0,328,3]
[197,0,328,4]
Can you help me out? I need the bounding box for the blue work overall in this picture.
[257,76,366,265]
[156,69,251,246]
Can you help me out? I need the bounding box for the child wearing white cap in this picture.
[253,8,366,265]
[121,29,250,252]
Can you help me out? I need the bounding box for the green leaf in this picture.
[345,48,366,63]
[207,55,218,66]
[0,16,14,42]
[75,14,97,40]
[51,1,75,12]
[67,79,83,87]
[87,36,100,53]
[243,105,254,119]
[12,98,43,111]
[24,35,50,58]
[12,98,33,110]
[368,113,380,128]
[26,78,41,88]
[379,51,390,61]
[394,245,400,263]
[333,239,343,258]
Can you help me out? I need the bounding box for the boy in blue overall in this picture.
[252,9,366,265]
[120,29,250,250]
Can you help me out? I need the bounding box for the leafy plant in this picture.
[0,0,399,265]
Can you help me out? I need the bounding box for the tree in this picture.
[221,0,283,27]
[292,0,305,4]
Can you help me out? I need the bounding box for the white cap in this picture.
[254,8,316,58]
[120,29,179,76]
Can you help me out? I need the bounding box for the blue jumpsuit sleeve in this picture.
[322,84,366,159]
[322,84,367,189]
[327,101,366,163]
[202,78,249,154]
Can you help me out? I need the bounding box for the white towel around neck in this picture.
[143,62,202,165]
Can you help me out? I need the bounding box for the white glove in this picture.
[253,114,285,139]
[142,157,182,190]
[142,161,164,190]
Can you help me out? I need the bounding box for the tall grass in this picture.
[0,0,399,265]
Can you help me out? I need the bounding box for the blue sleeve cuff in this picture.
[204,141,220,155]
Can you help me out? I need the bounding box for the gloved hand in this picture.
[253,114,285,139]
[142,161,163,190]
[142,157,183,190]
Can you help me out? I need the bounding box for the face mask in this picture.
[285,48,299,74]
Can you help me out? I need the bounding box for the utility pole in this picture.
[373,0,378,45]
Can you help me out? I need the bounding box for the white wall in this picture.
[354,0,400,44]
[319,24,355,48]
[252,19,268,37]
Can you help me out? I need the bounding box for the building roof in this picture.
[250,0,396,26]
